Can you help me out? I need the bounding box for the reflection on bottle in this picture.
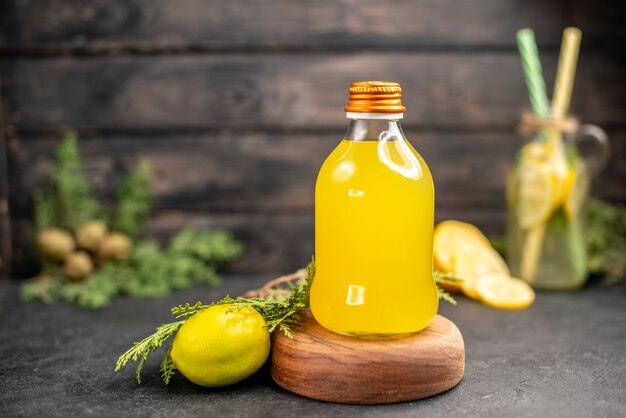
[345,284,365,306]
[332,161,355,183]
[377,131,423,180]
[348,188,365,197]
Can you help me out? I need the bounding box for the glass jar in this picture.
[310,81,438,336]
[506,122,609,290]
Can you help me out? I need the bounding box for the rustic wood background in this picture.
[1,0,625,280]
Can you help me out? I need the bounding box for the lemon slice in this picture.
[434,220,492,273]
[515,160,556,229]
[434,220,510,299]
[564,164,589,218]
[520,141,546,160]
[454,245,511,299]
[475,274,535,310]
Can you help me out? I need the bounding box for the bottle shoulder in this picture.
[317,139,433,184]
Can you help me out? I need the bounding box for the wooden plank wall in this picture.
[1,0,625,279]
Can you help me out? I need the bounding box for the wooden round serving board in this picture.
[271,309,464,404]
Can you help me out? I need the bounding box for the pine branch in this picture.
[116,259,316,384]
[437,287,458,305]
[50,131,101,230]
[32,191,58,233]
[586,198,626,284]
[60,265,119,309]
[160,347,177,385]
[21,229,242,309]
[115,257,462,385]
[168,229,243,265]
[433,271,462,286]
[19,274,63,304]
[114,321,184,384]
[23,132,242,309]
[171,301,214,318]
[434,271,460,305]
[112,160,152,238]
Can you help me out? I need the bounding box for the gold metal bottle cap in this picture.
[344,81,406,113]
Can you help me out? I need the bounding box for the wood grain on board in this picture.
[271,310,465,404]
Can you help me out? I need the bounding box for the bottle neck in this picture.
[345,116,405,142]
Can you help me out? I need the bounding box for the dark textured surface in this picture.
[1,275,625,417]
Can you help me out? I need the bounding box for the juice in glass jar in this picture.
[506,131,589,289]
[310,81,438,336]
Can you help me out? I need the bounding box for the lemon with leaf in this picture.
[170,304,270,387]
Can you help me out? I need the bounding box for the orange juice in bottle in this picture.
[310,81,438,336]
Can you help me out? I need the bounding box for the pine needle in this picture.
[160,347,177,385]
[114,321,184,384]
[112,160,152,238]
[32,191,58,233]
[49,131,102,230]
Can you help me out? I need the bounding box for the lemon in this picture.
[433,220,509,298]
[515,137,579,228]
[475,274,535,310]
[515,159,556,229]
[170,304,270,387]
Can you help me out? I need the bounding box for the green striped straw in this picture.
[516,29,550,119]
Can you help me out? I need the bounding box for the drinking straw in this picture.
[515,28,551,282]
[549,27,582,175]
[516,29,550,119]
[551,27,582,118]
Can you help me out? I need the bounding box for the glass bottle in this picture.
[310,81,438,336]
[506,123,609,290]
